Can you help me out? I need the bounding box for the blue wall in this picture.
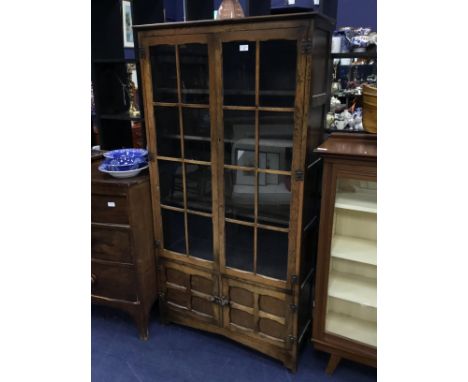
[166,0,377,31]
[336,0,377,31]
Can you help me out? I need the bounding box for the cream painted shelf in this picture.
[326,311,377,347]
[335,190,377,213]
[331,235,377,266]
[328,271,376,308]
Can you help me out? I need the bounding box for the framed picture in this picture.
[122,1,134,48]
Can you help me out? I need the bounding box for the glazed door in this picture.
[215,28,308,345]
[140,34,221,325]
[218,29,307,285]
[316,162,377,354]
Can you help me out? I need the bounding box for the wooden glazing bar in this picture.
[223,164,255,172]
[208,34,222,293]
[258,106,295,112]
[224,217,289,233]
[184,159,211,166]
[156,156,211,166]
[161,204,212,218]
[253,40,260,275]
[175,44,190,256]
[222,105,295,113]
[257,168,291,176]
[225,217,255,228]
[186,209,212,218]
[257,223,289,233]
[154,101,210,109]
[153,102,178,107]
[213,35,227,278]
[157,155,183,162]
[224,164,291,176]
[160,204,184,213]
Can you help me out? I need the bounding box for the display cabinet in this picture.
[312,133,376,373]
[136,12,333,370]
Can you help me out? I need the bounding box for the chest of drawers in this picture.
[91,159,157,339]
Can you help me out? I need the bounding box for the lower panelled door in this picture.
[220,277,294,351]
[158,259,221,326]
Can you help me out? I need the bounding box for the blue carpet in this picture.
[92,305,377,382]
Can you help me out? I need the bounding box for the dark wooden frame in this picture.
[136,12,333,371]
[312,133,377,373]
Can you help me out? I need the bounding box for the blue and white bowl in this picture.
[101,156,146,171]
[98,161,149,178]
[103,148,148,160]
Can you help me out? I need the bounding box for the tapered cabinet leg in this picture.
[325,353,341,375]
[134,309,149,341]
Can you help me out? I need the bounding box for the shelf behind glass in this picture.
[328,271,376,308]
[335,190,377,213]
[331,235,377,266]
[326,311,377,347]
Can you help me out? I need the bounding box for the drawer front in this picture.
[92,195,129,225]
[91,262,137,302]
[91,225,133,263]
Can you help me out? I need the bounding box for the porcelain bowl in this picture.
[103,148,148,160]
[101,156,146,171]
[98,162,149,178]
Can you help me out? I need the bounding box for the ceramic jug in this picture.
[217,0,245,19]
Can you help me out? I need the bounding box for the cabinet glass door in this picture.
[325,177,377,347]
[150,41,214,263]
[221,37,299,283]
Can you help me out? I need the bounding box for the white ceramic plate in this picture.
[98,164,149,178]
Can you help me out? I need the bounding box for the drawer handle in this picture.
[91,273,96,285]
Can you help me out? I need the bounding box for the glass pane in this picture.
[158,160,184,208]
[257,229,288,280]
[225,222,253,273]
[154,106,181,158]
[161,209,186,254]
[188,214,213,261]
[258,174,291,227]
[325,177,377,347]
[224,168,255,222]
[179,44,209,104]
[224,110,255,166]
[150,45,178,103]
[259,40,297,107]
[259,112,294,171]
[223,41,255,106]
[182,108,211,162]
[186,164,212,213]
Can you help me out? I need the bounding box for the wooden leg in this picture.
[283,359,297,373]
[325,353,341,375]
[158,298,170,325]
[134,310,149,341]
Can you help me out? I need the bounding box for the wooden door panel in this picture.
[221,277,293,349]
[159,259,220,325]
